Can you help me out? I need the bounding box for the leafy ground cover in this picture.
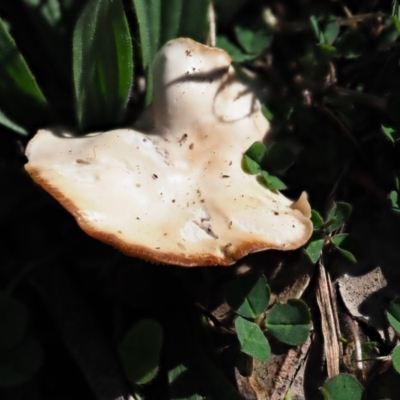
[1,0,400,399]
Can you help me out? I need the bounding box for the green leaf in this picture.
[382,125,400,143]
[118,319,163,385]
[304,231,324,263]
[216,36,255,63]
[132,0,161,104]
[133,0,160,69]
[387,297,400,334]
[322,16,340,44]
[18,0,78,98]
[393,345,400,373]
[380,13,400,44]
[224,274,270,319]
[0,17,47,132]
[361,341,377,359]
[327,202,352,232]
[390,190,399,206]
[261,104,274,121]
[260,171,287,191]
[311,210,324,228]
[310,15,339,45]
[160,0,183,43]
[245,142,267,164]
[310,16,324,44]
[265,299,311,346]
[0,337,44,387]
[0,293,28,352]
[322,374,364,400]
[331,233,348,247]
[390,190,400,211]
[320,43,339,57]
[335,247,356,263]
[243,155,262,174]
[264,143,296,171]
[214,0,247,26]
[137,0,210,61]
[393,16,400,34]
[379,12,400,43]
[331,233,357,262]
[393,0,400,19]
[0,108,28,135]
[0,18,47,105]
[331,233,356,262]
[179,0,210,43]
[234,25,272,55]
[235,317,270,361]
[22,0,61,27]
[73,0,133,131]
[242,142,267,174]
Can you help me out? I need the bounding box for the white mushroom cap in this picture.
[25,38,313,267]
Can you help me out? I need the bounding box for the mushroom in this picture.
[25,38,313,267]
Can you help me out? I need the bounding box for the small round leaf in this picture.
[331,233,348,247]
[0,293,28,352]
[118,319,163,385]
[242,155,261,174]
[311,210,324,228]
[387,297,400,334]
[0,336,44,387]
[393,345,400,373]
[331,234,356,262]
[245,141,267,165]
[234,26,273,55]
[224,274,270,318]
[304,230,325,264]
[322,373,364,400]
[327,202,352,232]
[235,317,270,361]
[310,15,339,45]
[263,143,295,171]
[389,190,400,211]
[265,299,311,345]
[260,171,287,191]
